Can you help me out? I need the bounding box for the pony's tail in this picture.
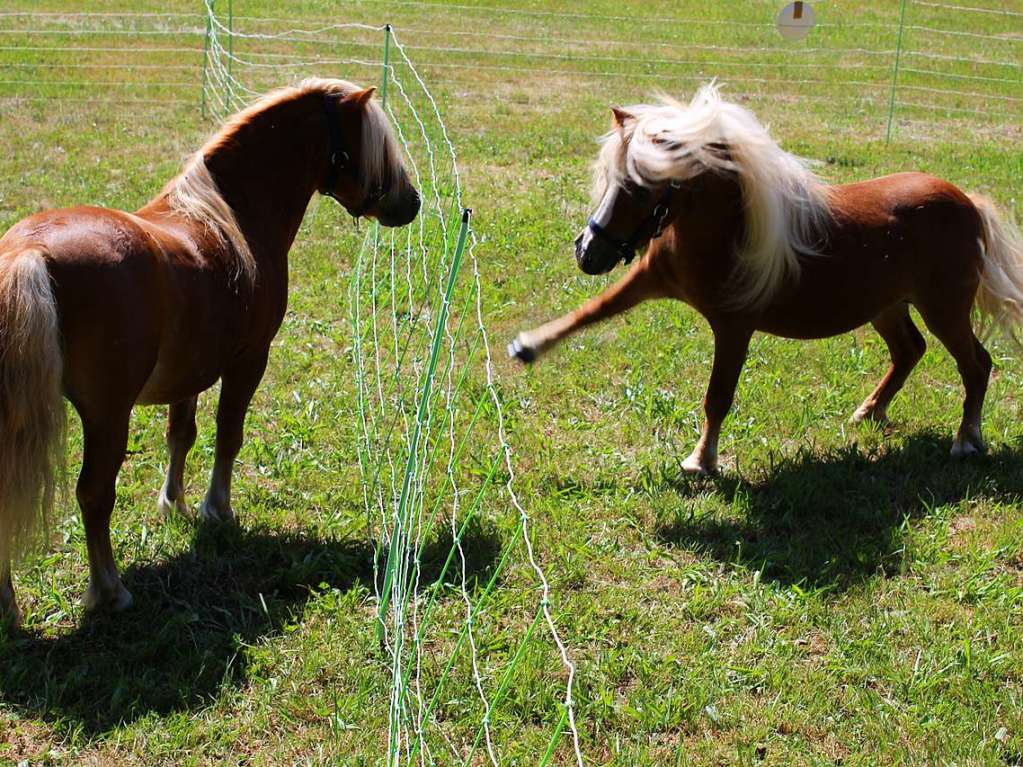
[970,193,1023,346]
[0,248,65,566]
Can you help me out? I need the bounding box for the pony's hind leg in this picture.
[852,303,926,424]
[200,356,268,524]
[682,323,753,475]
[916,304,992,456]
[79,410,134,612]
[157,396,198,517]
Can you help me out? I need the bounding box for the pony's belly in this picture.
[757,310,879,340]
[136,354,222,405]
[756,291,905,340]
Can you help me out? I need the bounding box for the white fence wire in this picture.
[0,2,1020,762]
[0,1,1019,137]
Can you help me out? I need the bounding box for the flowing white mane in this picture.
[162,78,403,282]
[165,157,256,281]
[593,83,832,308]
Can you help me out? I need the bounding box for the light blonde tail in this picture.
[970,193,1023,346]
[0,248,65,565]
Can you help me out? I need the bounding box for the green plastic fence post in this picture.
[200,1,212,118]
[885,0,908,145]
[376,208,472,644]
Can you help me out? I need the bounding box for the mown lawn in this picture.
[1,1,1022,765]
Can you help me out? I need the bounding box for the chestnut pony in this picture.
[0,78,420,625]
[511,84,1023,475]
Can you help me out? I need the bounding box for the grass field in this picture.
[1,1,1022,765]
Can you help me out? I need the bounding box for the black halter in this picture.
[586,181,681,265]
[322,94,383,218]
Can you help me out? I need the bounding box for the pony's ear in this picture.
[345,86,377,108]
[611,106,634,129]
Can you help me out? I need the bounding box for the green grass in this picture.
[1,1,1022,765]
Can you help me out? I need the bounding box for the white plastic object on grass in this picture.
[777,1,816,41]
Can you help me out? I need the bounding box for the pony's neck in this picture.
[203,93,325,272]
[657,172,746,305]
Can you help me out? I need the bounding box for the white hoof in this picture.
[200,500,235,524]
[157,490,191,518]
[851,406,888,425]
[83,581,134,613]
[681,452,715,476]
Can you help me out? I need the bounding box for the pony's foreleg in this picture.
[682,324,753,475]
[157,396,198,517]
[0,563,19,627]
[508,264,662,363]
[200,356,268,524]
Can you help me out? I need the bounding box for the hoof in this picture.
[851,407,888,426]
[507,337,537,364]
[950,438,986,459]
[83,582,134,613]
[157,491,191,518]
[200,501,236,524]
[681,453,715,476]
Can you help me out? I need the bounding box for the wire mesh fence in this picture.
[0,2,1019,140]
[0,1,1020,763]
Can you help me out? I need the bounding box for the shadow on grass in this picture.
[0,517,501,735]
[655,431,1023,591]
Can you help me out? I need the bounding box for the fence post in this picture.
[885,0,908,144]
[374,23,392,650]
[381,24,392,110]
[200,0,213,118]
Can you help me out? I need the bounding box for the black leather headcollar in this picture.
[322,94,349,202]
[322,94,387,219]
[586,180,681,265]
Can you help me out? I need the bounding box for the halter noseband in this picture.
[322,94,384,218]
[586,181,681,265]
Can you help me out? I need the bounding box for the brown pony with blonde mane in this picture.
[511,84,1023,475]
[0,78,420,625]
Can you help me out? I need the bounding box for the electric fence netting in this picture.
[203,4,584,765]
[0,2,1019,141]
[0,1,1020,762]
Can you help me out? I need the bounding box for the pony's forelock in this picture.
[298,77,404,197]
[591,83,832,309]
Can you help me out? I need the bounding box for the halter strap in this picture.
[322,94,349,197]
[322,94,383,218]
[586,181,680,265]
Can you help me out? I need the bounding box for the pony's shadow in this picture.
[0,517,501,735]
[655,431,1023,591]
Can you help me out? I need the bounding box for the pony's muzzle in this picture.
[575,228,618,275]
[377,188,420,228]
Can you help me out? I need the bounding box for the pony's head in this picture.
[579,84,829,307]
[313,78,420,227]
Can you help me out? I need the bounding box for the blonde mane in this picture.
[592,83,832,308]
[161,78,402,282]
